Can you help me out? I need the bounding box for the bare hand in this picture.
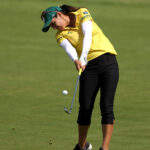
[74,60,86,72]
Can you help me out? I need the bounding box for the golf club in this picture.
[64,68,82,114]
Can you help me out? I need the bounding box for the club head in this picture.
[64,107,72,114]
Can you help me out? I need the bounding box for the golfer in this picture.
[41,4,119,150]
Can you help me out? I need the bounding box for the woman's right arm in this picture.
[60,39,82,71]
[60,39,78,61]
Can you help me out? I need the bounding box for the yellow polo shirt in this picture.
[56,8,117,62]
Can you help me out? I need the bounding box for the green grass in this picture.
[0,0,150,150]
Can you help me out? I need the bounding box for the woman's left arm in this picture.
[80,20,92,66]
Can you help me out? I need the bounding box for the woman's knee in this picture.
[101,110,115,124]
[77,109,92,125]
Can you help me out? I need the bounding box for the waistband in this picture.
[88,53,115,63]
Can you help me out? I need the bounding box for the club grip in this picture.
[78,68,82,76]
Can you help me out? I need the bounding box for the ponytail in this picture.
[60,4,81,14]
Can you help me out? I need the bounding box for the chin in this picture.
[58,27,65,31]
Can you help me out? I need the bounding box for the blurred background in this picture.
[0,0,150,150]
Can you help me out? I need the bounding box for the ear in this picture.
[56,11,62,17]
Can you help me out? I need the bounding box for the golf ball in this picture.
[62,90,68,95]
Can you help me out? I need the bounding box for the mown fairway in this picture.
[0,0,150,150]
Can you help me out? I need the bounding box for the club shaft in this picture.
[69,75,80,111]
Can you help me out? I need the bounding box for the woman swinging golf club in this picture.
[41,4,119,150]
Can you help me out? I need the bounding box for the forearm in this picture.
[60,39,78,61]
[80,21,92,65]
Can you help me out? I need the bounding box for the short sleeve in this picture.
[80,8,93,24]
[56,32,66,44]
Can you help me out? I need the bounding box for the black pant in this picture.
[77,53,119,125]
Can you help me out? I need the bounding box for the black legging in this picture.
[77,53,119,125]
